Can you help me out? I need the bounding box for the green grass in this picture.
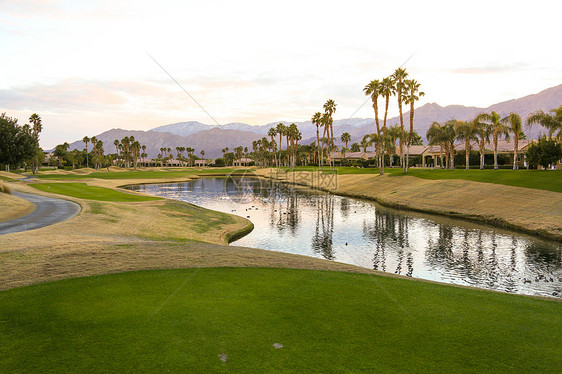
[389,169,562,193]
[30,183,162,202]
[34,168,252,180]
[280,166,381,174]
[0,268,560,373]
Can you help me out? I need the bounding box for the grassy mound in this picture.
[389,169,562,193]
[0,268,560,372]
[30,183,161,202]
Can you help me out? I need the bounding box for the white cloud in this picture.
[1,0,561,148]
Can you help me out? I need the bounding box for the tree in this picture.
[479,111,509,169]
[0,113,36,171]
[455,120,478,170]
[340,132,351,161]
[427,121,445,168]
[363,79,382,172]
[474,115,493,169]
[527,105,562,140]
[200,150,205,166]
[526,137,562,169]
[351,142,361,152]
[27,113,43,173]
[360,134,371,153]
[83,136,90,168]
[387,124,403,167]
[275,123,285,169]
[443,120,457,169]
[311,112,322,166]
[502,113,524,170]
[379,76,396,175]
[392,68,408,168]
[323,100,337,170]
[402,79,424,171]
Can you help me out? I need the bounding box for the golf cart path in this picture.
[0,192,81,235]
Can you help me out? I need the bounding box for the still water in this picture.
[128,176,562,298]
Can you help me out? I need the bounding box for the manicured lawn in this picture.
[389,169,562,193]
[33,168,252,180]
[0,268,560,373]
[281,166,381,174]
[30,183,162,202]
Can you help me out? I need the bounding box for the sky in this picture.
[1,0,561,149]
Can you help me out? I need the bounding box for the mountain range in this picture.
[67,84,562,159]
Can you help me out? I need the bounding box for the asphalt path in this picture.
[0,192,81,235]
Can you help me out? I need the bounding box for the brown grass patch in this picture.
[0,190,35,223]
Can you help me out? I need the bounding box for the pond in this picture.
[126,175,562,298]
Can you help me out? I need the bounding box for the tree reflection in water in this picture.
[126,177,562,298]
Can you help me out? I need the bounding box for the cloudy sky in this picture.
[1,0,560,149]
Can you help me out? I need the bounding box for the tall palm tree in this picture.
[402,79,424,171]
[312,112,322,167]
[83,136,90,168]
[379,76,396,175]
[141,145,146,166]
[323,99,337,170]
[363,79,382,172]
[474,115,492,170]
[455,120,478,170]
[392,68,408,168]
[275,123,285,169]
[479,111,509,169]
[200,150,205,166]
[28,113,42,139]
[502,113,523,170]
[527,105,562,140]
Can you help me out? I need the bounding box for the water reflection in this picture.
[127,177,562,298]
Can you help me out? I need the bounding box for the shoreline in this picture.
[254,168,562,242]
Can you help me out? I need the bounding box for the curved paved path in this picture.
[0,192,81,235]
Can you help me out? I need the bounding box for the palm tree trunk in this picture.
[493,134,498,170]
[513,136,519,170]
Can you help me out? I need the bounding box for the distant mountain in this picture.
[67,84,561,159]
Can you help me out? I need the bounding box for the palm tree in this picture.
[200,150,205,166]
[312,112,322,167]
[443,120,457,169]
[83,136,90,168]
[392,68,408,168]
[363,79,382,172]
[323,99,337,170]
[427,122,445,168]
[502,113,523,170]
[29,113,42,139]
[360,134,371,153]
[527,105,562,140]
[474,115,492,170]
[379,76,396,175]
[387,124,403,167]
[275,123,285,169]
[455,120,478,170]
[402,79,424,171]
[479,111,509,169]
[141,145,146,166]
